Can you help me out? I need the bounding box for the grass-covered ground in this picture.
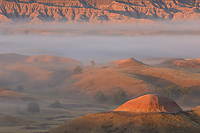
[49,107,200,133]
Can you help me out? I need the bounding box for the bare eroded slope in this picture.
[1,0,200,23]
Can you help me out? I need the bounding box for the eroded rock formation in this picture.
[88,60,96,66]
[0,0,200,23]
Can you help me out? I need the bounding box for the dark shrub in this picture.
[156,85,181,99]
[17,85,24,92]
[26,102,40,113]
[112,90,128,105]
[73,66,82,74]
[156,85,195,105]
[156,85,193,99]
[94,90,106,103]
[49,100,62,108]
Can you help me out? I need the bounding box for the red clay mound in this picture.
[174,58,200,68]
[117,58,147,68]
[114,94,182,113]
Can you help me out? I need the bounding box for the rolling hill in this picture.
[0,53,81,88]
[0,54,199,105]
[72,58,200,99]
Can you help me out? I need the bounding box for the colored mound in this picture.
[174,58,200,68]
[114,94,182,113]
[88,60,96,66]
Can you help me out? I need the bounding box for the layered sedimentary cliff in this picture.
[0,0,200,23]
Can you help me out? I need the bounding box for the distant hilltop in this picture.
[0,0,200,23]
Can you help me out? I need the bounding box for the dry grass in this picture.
[49,109,200,133]
[0,95,116,133]
[0,115,33,127]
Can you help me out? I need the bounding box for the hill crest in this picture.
[0,53,82,66]
[117,58,147,67]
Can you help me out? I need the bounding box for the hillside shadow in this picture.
[135,74,177,88]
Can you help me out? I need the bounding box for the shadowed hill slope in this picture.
[1,0,200,23]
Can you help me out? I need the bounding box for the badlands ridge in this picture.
[0,0,200,23]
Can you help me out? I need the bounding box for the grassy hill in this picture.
[49,106,200,133]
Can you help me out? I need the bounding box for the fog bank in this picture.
[0,34,199,64]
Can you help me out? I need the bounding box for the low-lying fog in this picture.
[0,34,199,64]
[0,23,200,64]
